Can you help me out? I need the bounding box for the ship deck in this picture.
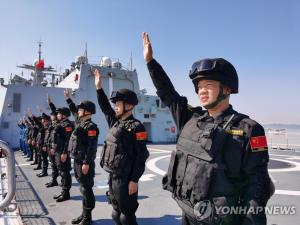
[7,145,300,225]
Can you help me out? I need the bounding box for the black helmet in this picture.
[77,100,96,114]
[41,113,51,121]
[56,107,71,117]
[189,58,238,94]
[110,89,138,105]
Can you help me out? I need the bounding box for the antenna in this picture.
[37,40,43,61]
[130,52,133,71]
[84,42,88,63]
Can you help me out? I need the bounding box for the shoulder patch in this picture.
[88,130,97,137]
[250,136,268,152]
[136,131,147,141]
[65,127,73,132]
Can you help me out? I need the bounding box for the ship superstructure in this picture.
[0,43,177,148]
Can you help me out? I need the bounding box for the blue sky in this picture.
[0,0,299,124]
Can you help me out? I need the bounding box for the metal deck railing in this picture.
[0,140,21,225]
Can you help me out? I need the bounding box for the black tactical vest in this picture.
[69,120,97,160]
[100,120,136,176]
[36,127,46,148]
[52,120,73,153]
[162,113,248,222]
[45,123,55,148]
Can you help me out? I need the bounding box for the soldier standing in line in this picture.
[24,119,33,161]
[17,120,27,156]
[142,32,273,225]
[27,113,40,170]
[94,69,149,225]
[28,109,51,177]
[22,118,31,159]
[25,119,34,162]
[63,89,99,225]
[44,96,60,188]
[50,101,74,202]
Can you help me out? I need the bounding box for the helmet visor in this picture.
[189,59,217,79]
[110,91,117,99]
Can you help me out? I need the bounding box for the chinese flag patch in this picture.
[65,127,73,132]
[250,136,268,152]
[88,130,97,137]
[136,131,147,141]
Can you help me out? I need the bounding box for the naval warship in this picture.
[0,42,177,148]
[0,44,300,225]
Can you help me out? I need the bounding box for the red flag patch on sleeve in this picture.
[250,136,268,152]
[88,130,97,137]
[65,127,73,132]
[136,131,147,141]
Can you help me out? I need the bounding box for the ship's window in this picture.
[151,114,156,118]
[144,114,149,118]
[156,99,160,107]
[13,93,21,112]
[2,122,9,129]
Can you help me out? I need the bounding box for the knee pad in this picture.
[60,171,66,177]
[112,209,121,224]
[120,213,136,225]
[80,186,86,195]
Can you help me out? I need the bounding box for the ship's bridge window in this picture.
[13,93,21,112]
[144,114,149,118]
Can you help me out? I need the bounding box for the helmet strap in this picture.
[117,101,132,119]
[203,84,229,110]
[79,109,91,120]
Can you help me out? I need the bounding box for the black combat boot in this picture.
[33,165,42,170]
[79,210,92,225]
[53,192,62,199]
[56,191,70,202]
[37,171,48,177]
[46,179,58,187]
[30,161,38,165]
[71,211,84,224]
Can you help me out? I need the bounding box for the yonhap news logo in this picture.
[214,205,296,215]
[193,201,296,219]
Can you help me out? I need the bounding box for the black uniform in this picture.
[46,103,60,185]
[52,117,74,196]
[147,59,272,225]
[29,118,39,166]
[45,120,59,183]
[33,116,48,175]
[97,88,149,225]
[25,123,33,161]
[66,98,99,216]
